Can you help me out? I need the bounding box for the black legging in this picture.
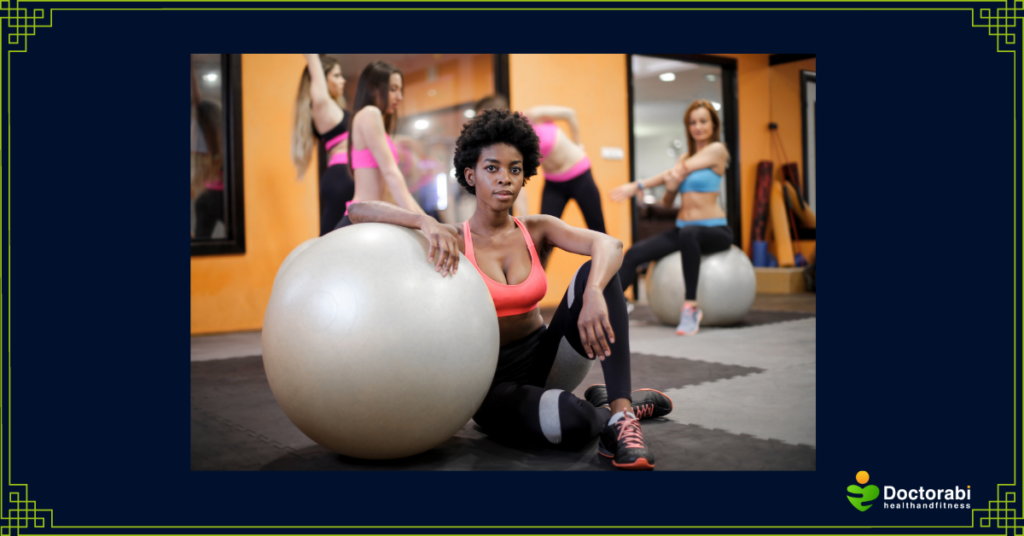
[618,225,733,301]
[541,169,606,233]
[320,164,355,236]
[472,260,631,449]
[194,189,224,239]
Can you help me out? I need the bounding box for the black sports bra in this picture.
[313,111,350,144]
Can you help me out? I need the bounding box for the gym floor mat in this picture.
[191,352,812,471]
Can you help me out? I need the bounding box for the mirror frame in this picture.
[801,70,816,204]
[191,54,246,256]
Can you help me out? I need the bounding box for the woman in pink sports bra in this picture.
[291,54,354,235]
[475,95,606,235]
[333,61,426,230]
[348,109,672,470]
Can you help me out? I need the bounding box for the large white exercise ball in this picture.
[262,223,500,460]
[646,246,756,327]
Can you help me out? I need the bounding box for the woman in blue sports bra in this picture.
[609,100,733,336]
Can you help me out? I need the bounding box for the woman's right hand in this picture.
[664,167,683,191]
[420,218,461,277]
[608,183,639,203]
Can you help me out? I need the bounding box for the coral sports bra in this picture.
[463,218,548,318]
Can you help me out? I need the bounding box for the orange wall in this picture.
[509,54,632,308]
[401,55,494,116]
[191,54,320,335]
[770,57,817,261]
[771,57,816,189]
[712,54,771,255]
[712,54,815,259]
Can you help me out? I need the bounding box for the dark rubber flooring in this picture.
[191,309,816,471]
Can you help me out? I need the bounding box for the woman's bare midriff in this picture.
[498,309,546,346]
[352,168,385,202]
[540,130,586,176]
[677,191,727,222]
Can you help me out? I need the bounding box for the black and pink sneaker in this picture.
[584,385,673,419]
[598,413,655,470]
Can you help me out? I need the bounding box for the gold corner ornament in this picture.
[2,1,50,52]
[974,0,1022,52]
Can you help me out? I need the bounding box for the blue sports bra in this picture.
[679,168,723,193]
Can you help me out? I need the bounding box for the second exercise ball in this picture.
[262,223,500,460]
[646,246,756,327]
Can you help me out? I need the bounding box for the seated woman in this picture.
[348,109,672,470]
[609,100,733,336]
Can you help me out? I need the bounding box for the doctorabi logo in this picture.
[845,471,972,512]
[847,471,880,512]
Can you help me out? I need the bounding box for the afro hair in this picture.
[454,108,541,195]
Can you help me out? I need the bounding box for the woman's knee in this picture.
[570,260,622,297]
[547,390,604,448]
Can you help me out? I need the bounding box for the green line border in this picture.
[3,3,1020,533]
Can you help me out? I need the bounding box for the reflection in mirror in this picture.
[191,54,226,239]
[630,55,728,215]
[190,54,244,256]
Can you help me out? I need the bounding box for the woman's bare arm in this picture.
[680,142,729,173]
[302,54,344,132]
[608,168,678,203]
[525,105,580,143]
[530,215,623,359]
[348,200,461,276]
[356,107,426,215]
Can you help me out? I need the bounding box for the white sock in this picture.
[608,411,637,425]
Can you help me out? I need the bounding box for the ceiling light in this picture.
[711,101,722,111]
[464,109,475,118]
[414,119,429,130]
[659,72,676,82]
[203,73,218,83]
[705,74,717,82]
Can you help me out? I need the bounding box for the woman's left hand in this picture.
[608,183,639,203]
[577,288,616,360]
